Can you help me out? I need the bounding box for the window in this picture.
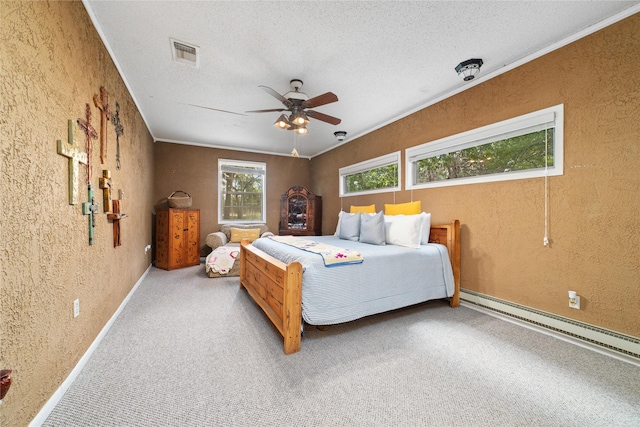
[218,159,266,223]
[406,104,563,189]
[339,151,401,197]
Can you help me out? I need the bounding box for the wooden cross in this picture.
[111,101,124,170]
[93,86,111,164]
[108,199,128,247]
[57,119,88,205]
[77,103,97,184]
[99,169,112,213]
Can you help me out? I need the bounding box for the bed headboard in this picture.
[429,220,461,307]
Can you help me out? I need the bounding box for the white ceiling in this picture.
[83,1,640,159]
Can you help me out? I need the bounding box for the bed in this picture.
[239,219,460,354]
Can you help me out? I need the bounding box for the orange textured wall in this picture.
[312,14,640,338]
[1,1,155,425]
[153,142,313,254]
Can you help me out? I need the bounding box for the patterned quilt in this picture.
[205,246,239,275]
[269,235,363,267]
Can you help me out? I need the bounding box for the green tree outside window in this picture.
[416,129,554,183]
[220,161,265,221]
[345,164,398,193]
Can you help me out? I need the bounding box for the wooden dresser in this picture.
[155,208,200,270]
[279,186,322,236]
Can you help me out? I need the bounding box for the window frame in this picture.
[406,104,564,189]
[339,151,402,197]
[217,159,266,224]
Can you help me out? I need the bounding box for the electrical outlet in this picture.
[568,291,580,309]
[569,295,580,309]
[73,299,80,318]
[145,244,151,254]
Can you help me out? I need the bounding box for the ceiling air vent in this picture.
[170,38,199,67]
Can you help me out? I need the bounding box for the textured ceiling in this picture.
[83,1,640,158]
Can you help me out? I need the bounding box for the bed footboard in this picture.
[239,240,302,354]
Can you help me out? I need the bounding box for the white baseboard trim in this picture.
[29,264,152,426]
[461,289,640,367]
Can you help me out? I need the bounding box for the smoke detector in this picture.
[334,131,347,142]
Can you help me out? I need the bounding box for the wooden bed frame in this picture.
[239,220,461,354]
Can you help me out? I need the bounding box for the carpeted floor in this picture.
[43,265,640,426]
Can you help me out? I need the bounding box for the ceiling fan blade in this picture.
[186,103,247,116]
[149,96,246,116]
[259,85,293,107]
[245,108,286,113]
[302,92,338,109]
[306,110,341,125]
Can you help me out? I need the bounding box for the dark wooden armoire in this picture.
[279,186,322,236]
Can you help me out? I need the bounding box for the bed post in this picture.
[239,238,248,290]
[449,220,461,308]
[429,220,461,308]
[239,239,304,354]
[283,262,302,354]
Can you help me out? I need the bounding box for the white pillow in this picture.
[420,212,432,245]
[384,214,422,248]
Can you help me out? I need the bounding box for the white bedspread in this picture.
[251,236,454,325]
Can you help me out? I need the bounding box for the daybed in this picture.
[205,223,273,277]
[239,207,460,354]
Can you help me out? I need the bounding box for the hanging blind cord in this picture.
[543,126,550,247]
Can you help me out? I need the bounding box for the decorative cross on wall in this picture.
[76,103,97,184]
[111,101,124,170]
[93,86,111,164]
[99,169,112,213]
[108,199,128,247]
[57,120,88,205]
[82,184,99,245]
[76,103,99,245]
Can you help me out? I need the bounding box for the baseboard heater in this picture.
[460,289,640,364]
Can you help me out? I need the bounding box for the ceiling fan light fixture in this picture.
[252,80,341,137]
[273,114,291,129]
[292,112,309,126]
[455,58,483,81]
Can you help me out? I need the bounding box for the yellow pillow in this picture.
[230,228,261,243]
[384,201,422,215]
[350,204,376,214]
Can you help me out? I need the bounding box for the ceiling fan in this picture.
[247,79,341,134]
